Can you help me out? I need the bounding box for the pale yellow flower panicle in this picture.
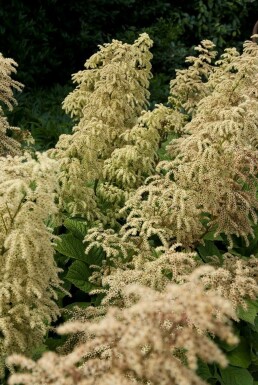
[0,54,23,110]
[0,153,62,376]
[169,40,217,114]
[100,104,185,212]
[117,38,218,190]
[0,53,25,157]
[122,38,258,248]
[52,33,153,221]
[7,269,237,385]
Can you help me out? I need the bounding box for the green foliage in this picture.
[5,84,73,151]
[237,301,258,325]
[227,339,251,368]
[219,366,253,385]
[55,234,86,261]
[65,261,95,293]
[53,217,105,324]
[192,0,254,46]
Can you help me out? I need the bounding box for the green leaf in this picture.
[63,217,88,239]
[219,336,239,352]
[55,234,86,262]
[251,331,258,351]
[251,316,258,332]
[227,339,251,368]
[65,260,94,293]
[203,229,223,241]
[85,245,105,266]
[237,300,258,325]
[197,361,212,380]
[31,344,48,360]
[56,280,71,306]
[197,240,222,262]
[230,249,244,257]
[29,180,37,191]
[220,367,253,385]
[46,336,67,351]
[64,302,90,310]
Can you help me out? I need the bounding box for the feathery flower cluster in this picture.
[84,238,258,314]
[0,54,23,110]
[0,53,26,157]
[7,268,238,385]
[169,40,217,115]
[120,38,258,248]
[200,253,258,311]
[99,104,185,212]
[0,153,63,376]
[51,33,153,221]
[96,246,198,308]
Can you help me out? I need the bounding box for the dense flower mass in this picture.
[0,35,258,385]
[0,152,63,376]
[0,54,24,157]
[7,269,238,385]
[118,39,258,248]
[51,33,153,222]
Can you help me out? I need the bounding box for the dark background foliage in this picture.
[0,0,256,86]
[1,0,258,147]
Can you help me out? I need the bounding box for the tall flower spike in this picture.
[0,152,63,377]
[121,38,258,248]
[0,53,25,157]
[99,104,185,217]
[0,53,23,110]
[51,33,153,221]
[99,42,217,215]
[169,40,217,115]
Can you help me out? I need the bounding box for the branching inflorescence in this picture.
[0,54,29,157]
[119,39,258,248]
[51,33,153,223]
[8,269,238,385]
[0,52,62,376]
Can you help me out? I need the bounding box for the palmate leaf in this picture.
[56,233,105,266]
[197,361,212,381]
[219,367,253,385]
[237,300,258,325]
[231,222,258,257]
[31,344,48,360]
[55,233,86,262]
[197,240,222,263]
[63,217,88,239]
[85,245,104,266]
[203,225,223,241]
[227,338,251,369]
[65,260,95,293]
